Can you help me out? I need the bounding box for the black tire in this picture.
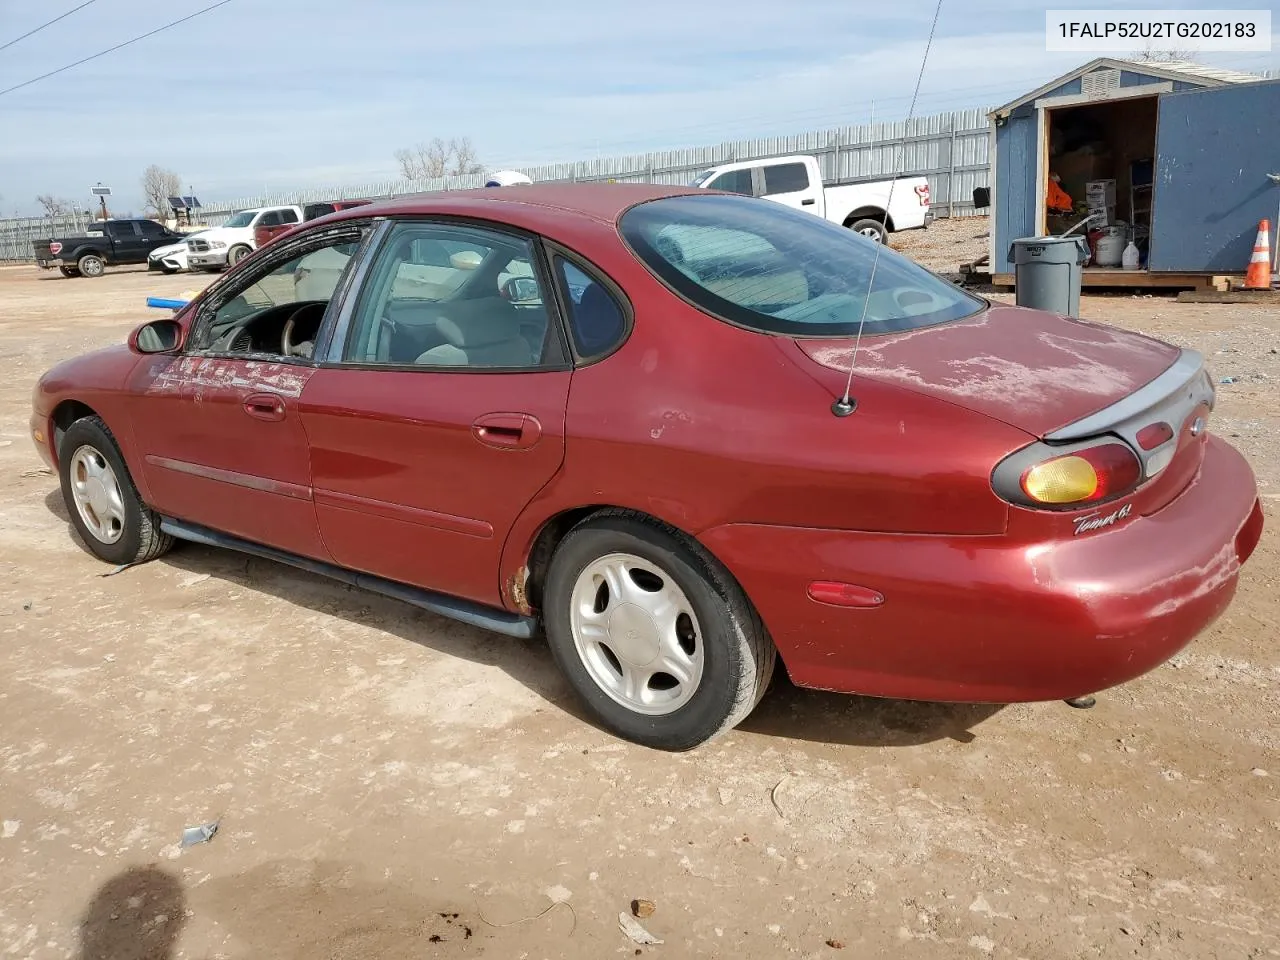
[77,253,106,277]
[542,512,775,751]
[58,416,173,567]
[227,245,250,267]
[58,265,81,278]
[849,218,888,243]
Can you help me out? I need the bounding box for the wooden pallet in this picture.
[992,271,1222,291]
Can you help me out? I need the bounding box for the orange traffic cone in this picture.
[1244,219,1272,289]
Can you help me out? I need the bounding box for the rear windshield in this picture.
[619,194,984,337]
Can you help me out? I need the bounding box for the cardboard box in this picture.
[1085,180,1116,206]
[1087,201,1115,226]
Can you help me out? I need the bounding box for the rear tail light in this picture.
[914,184,930,207]
[994,439,1142,510]
[49,242,62,255]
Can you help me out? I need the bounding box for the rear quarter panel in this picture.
[499,228,1031,604]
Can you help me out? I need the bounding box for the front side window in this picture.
[761,162,810,196]
[706,169,753,196]
[138,220,166,237]
[279,209,299,225]
[257,211,282,228]
[620,194,984,337]
[190,231,366,359]
[342,221,554,369]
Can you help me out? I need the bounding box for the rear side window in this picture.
[554,257,627,359]
[706,169,753,196]
[761,162,810,196]
[620,194,984,337]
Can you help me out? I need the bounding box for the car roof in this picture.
[331,182,706,227]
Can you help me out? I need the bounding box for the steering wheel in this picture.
[281,303,325,358]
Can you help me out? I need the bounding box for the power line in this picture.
[0,0,98,54]
[0,0,234,98]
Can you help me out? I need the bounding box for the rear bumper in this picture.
[699,435,1262,703]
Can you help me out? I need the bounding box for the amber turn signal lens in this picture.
[1020,443,1141,506]
[1022,456,1098,504]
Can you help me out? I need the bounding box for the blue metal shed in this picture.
[988,58,1280,286]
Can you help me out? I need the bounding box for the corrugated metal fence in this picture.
[0,106,991,261]
[0,211,96,263]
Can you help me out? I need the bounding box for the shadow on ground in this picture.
[46,489,1005,750]
[76,865,186,960]
[75,860,496,959]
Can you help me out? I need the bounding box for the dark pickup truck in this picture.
[33,219,189,278]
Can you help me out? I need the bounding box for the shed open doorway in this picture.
[1038,93,1158,274]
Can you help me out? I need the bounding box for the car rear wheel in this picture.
[543,512,775,750]
[58,265,80,278]
[227,245,250,267]
[77,253,105,278]
[848,218,887,243]
[58,416,173,567]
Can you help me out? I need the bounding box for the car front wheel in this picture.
[58,416,172,566]
[542,512,775,750]
[227,245,250,267]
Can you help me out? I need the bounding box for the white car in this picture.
[148,234,204,274]
[186,205,304,272]
[690,155,931,243]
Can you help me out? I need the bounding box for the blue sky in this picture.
[0,0,1275,216]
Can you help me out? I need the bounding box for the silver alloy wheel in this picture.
[569,552,705,715]
[858,225,883,241]
[68,444,126,544]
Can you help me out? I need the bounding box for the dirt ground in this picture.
[1,230,1278,959]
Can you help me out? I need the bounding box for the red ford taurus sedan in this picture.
[30,184,1263,750]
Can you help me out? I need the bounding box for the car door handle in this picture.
[243,393,286,422]
[472,412,542,450]
[801,198,816,206]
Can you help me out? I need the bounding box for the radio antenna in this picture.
[833,0,945,417]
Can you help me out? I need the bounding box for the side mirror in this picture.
[501,276,540,302]
[129,319,183,354]
[972,186,991,210]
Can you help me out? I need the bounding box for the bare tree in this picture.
[448,136,483,176]
[36,194,73,217]
[141,165,183,216]
[395,136,483,179]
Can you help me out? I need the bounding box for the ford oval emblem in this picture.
[1189,417,1205,437]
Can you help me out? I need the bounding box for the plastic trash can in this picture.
[1009,235,1087,318]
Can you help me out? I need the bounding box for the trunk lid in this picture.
[795,303,1181,438]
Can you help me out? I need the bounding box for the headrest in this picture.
[436,300,520,348]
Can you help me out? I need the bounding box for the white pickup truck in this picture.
[186,204,304,272]
[690,155,931,243]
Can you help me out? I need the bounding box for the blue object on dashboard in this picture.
[146,296,189,310]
